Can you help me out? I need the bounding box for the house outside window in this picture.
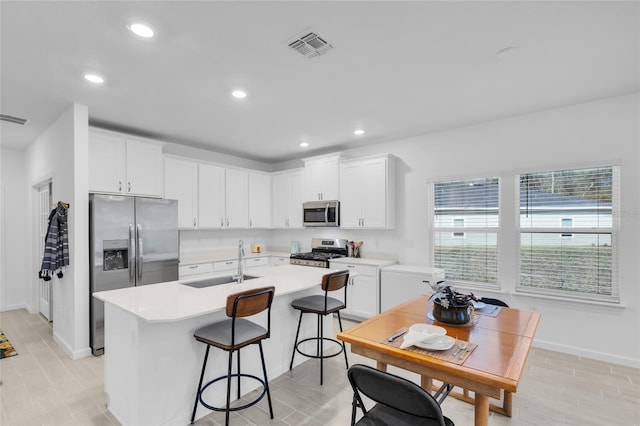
[561,217,574,238]
[432,177,499,287]
[518,166,617,302]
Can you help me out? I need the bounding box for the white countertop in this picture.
[93,265,336,323]
[329,257,397,267]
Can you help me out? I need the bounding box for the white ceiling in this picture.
[1,1,638,163]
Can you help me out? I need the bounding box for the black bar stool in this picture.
[191,286,275,425]
[289,269,350,385]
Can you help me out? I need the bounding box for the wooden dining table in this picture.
[337,295,541,426]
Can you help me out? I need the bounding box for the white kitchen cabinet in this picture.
[303,155,340,201]
[214,260,238,272]
[380,265,445,312]
[89,129,163,197]
[269,256,289,267]
[225,168,249,228]
[330,258,396,320]
[179,263,214,279]
[198,163,225,228]
[248,172,272,228]
[245,257,269,269]
[165,158,251,230]
[164,157,198,229]
[272,169,304,228]
[339,154,395,229]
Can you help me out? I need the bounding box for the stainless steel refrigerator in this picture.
[89,194,179,355]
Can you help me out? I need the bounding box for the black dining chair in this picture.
[190,286,275,426]
[348,364,455,426]
[289,269,350,385]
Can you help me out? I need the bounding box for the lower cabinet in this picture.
[329,262,381,320]
[269,256,290,267]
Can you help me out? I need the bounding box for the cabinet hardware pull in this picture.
[226,219,229,226]
[193,218,197,227]
[128,181,131,193]
[249,219,252,227]
[189,265,198,269]
[119,181,122,192]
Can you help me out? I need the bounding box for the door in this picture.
[135,197,179,285]
[225,169,249,228]
[37,182,52,321]
[90,194,135,355]
[164,157,197,228]
[198,163,225,228]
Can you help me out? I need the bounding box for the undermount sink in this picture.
[181,275,260,288]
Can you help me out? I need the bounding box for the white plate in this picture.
[471,300,486,309]
[414,335,456,351]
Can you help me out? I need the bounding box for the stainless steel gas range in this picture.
[290,238,348,268]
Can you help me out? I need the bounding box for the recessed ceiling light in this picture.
[84,74,104,84]
[300,142,309,148]
[354,129,365,136]
[232,90,247,99]
[129,23,155,38]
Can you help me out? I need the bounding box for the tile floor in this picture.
[0,308,638,426]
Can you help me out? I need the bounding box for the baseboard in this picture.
[0,303,28,312]
[52,331,92,360]
[533,339,639,369]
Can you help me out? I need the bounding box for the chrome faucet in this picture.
[235,240,245,283]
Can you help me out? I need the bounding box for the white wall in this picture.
[25,103,90,359]
[276,94,640,367]
[0,148,28,311]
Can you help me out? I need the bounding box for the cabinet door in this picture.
[349,274,378,319]
[339,162,363,228]
[288,170,305,228]
[225,169,248,228]
[164,158,197,229]
[88,131,126,193]
[249,172,271,228]
[198,164,225,228]
[304,157,339,201]
[125,139,162,197]
[360,158,387,228]
[272,173,290,228]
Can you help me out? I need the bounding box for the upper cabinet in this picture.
[303,155,340,201]
[272,169,304,229]
[88,129,163,197]
[164,157,252,230]
[248,172,272,229]
[339,154,396,229]
[164,157,198,229]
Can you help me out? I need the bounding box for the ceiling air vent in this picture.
[288,32,333,59]
[0,114,28,125]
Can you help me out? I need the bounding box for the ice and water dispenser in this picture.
[102,240,128,271]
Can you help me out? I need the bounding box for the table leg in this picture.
[376,361,388,372]
[474,394,490,426]
[420,376,434,395]
[503,391,513,417]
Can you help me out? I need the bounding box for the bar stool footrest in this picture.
[294,337,345,360]
[199,373,268,413]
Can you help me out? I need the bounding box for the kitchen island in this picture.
[94,264,342,426]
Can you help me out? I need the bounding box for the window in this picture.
[518,166,617,301]
[432,177,499,286]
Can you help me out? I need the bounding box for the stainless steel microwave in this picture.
[303,201,340,227]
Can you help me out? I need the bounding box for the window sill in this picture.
[512,289,626,309]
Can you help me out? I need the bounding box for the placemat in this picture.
[476,305,502,317]
[381,328,476,365]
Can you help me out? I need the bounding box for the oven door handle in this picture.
[325,204,329,224]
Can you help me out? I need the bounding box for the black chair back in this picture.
[348,364,448,426]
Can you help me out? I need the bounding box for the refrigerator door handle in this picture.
[129,224,135,284]
[137,224,143,282]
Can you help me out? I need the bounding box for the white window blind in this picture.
[518,166,617,301]
[433,177,499,286]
